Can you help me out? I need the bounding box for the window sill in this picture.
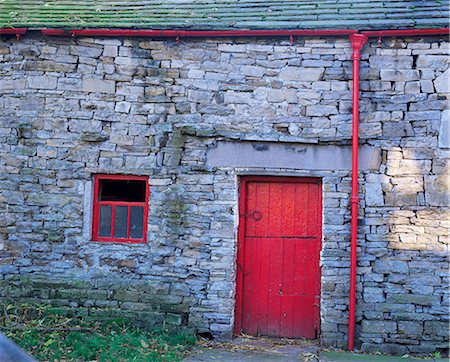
[92,239,147,244]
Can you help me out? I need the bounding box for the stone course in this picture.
[0,33,448,354]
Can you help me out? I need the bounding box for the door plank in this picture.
[242,236,256,334]
[267,237,283,336]
[257,236,270,335]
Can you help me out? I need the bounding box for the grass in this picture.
[0,303,196,361]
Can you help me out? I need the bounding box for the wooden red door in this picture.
[235,176,322,339]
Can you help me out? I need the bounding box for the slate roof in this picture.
[0,0,448,31]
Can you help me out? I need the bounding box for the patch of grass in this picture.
[432,351,442,359]
[0,303,196,361]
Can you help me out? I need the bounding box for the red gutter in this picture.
[0,28,26,35]
[362,28,449,37]
[6,27,448,39]
[36,27,449,38]
[41,28,357,38]
[348,33,368,352]
[0,28,26,40]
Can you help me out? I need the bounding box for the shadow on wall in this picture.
[358,129,449,355]
[384,147,448,252]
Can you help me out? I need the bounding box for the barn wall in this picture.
[0,34,448,354]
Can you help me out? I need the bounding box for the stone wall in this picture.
[0,33,448,354]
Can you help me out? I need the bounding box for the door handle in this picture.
[241,210,263,220]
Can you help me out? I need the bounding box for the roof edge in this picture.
[1,27,448,38]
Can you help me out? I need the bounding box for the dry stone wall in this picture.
[0,33,448,354]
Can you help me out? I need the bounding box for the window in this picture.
[92,175,149,243]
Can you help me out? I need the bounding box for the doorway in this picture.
[235,176,322,338]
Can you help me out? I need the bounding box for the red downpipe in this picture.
[348,33,368,352]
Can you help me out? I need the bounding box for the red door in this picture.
[235,176,322,339]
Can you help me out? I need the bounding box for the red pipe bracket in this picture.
[348,33,368,352]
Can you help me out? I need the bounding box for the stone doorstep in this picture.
[185,336,319,361]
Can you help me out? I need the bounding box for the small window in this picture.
[92,175,149,243]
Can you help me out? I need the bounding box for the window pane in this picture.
[99,180,146,202]
[99,205,112,237]
[130,206,144,239]
[114,206,128,238]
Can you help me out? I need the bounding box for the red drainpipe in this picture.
[348,33,368,352]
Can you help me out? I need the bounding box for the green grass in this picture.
[0,304,196,362]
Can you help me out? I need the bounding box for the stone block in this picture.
[363,287,385,303]
[0,79,26,90]
[420,80,434,93]
[408,344,442,355]
[28,76,57,90]
[361,343,408,355]
[388,294,439,306]
[434,68,449,94]
[82,78,115,94]
[369,55,413,69]
[306,105,338,117]
[365,182,384,207]
[373,260,408,274]
[165,313,186,326]
[103,45,118,57]
[70,45,103,58]
[1,191,24,205]
[425,175,449,206]
[405,81,420,94]
[138,41,165,50]
[380,69,420,82]
[439,109,449,149]
[386,159,432,176]
[382,122,413,137]
[57,78,82,91]
[279,67,324,81]
[23,60,76,72]
[188,90,213,103]
[424,321,449,337]
[116,84,144,97]
[115,101,131,113]
[267,89,297,103]
[240,65,265,77]
[361,320,397,333]
[398,321,423,335]
[417,55,449,71]
[218,43,246,53]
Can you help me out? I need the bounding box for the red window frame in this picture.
[92,174,149,243]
